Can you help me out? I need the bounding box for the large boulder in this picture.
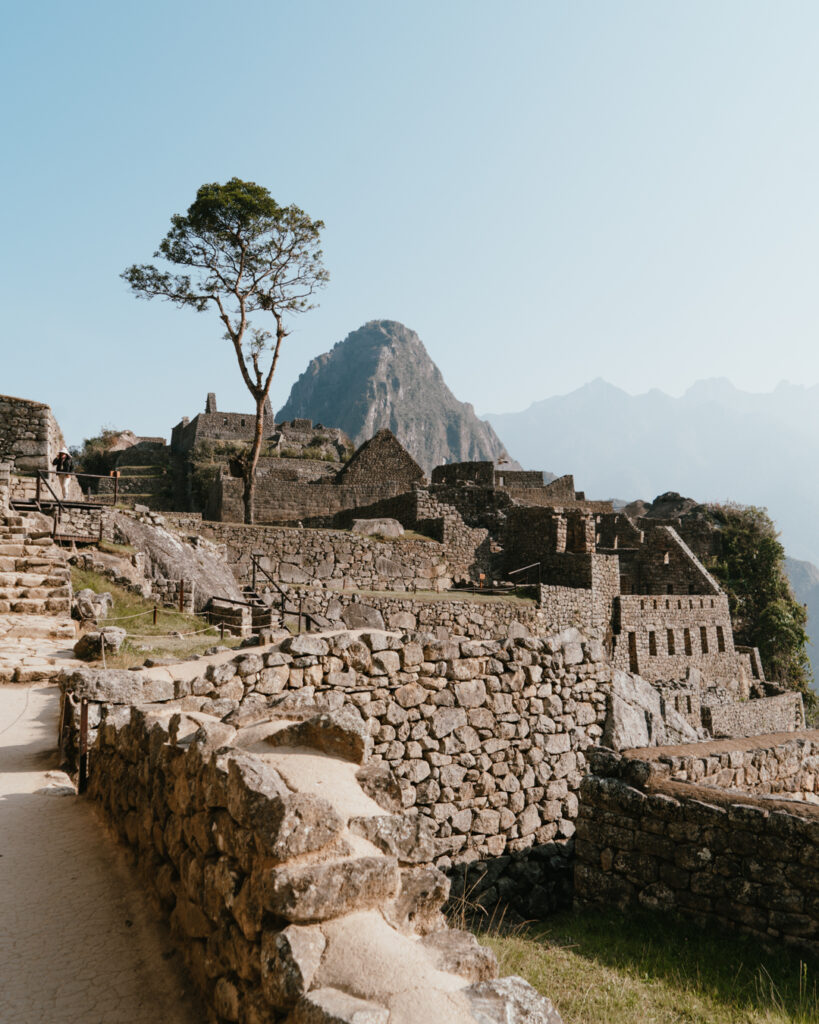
[73,627,126,661]
[351,518,405,539]
[109,511,243,612]
[72,588,113,623]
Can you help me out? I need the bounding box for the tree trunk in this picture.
[243,393,267,525]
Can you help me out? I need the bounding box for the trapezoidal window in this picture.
[628,631,639,673]
[648,631,657,656]
[666,628,675,655]
[684,628,692,656]
[700,626,709,654]
[667,584,674,594]
[716,626,726,653]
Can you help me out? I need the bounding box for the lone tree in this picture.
[122,178,328,523]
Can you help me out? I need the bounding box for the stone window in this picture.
[628,632,638,673]
[663,551,670,564]
[640,599,645,610]
[684,628,692,656]
[653,599,657,609]
[667,584,674,594]
[716,626,725,653]
[667,628,675,655]
[648,631,657,656]
[700,626,709,654]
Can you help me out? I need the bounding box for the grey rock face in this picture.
[277,320,513,473]
[421,929,498,983]
[351,518,404,538]
[72,588,113,623]
[263,857,401,922]
[109,511,243,612]
[287,987,389,1024]
[341,604,386,631]
[73,627,126,660]
[464,975,564,1023]
[348,814,435,864]
[265,708,372,764]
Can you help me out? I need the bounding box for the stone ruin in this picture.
[5,389,819,1016]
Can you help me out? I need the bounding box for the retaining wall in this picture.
[574,748,819,955]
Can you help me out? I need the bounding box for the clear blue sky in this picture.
[2,1,819,447]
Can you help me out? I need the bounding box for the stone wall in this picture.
[303,590,553,640]
[62,626,617,917]
[617,526,721,597]
[0,393,65,472]
[199,523,455,592]
[212,474,409,526]
[81,700,556,1023]
[611,592,755,686]
[702,693,804,738]
[632,732,819,800]
[574,748,819,956]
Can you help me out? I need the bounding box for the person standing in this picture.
[51,448,73,499]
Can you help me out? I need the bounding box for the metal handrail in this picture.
[250,552,322,632]
[507,561,541,594]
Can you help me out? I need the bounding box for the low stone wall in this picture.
[637,732,819,799]
[84,696,559,1022]
[303,589,552,641]
[702,693,804,738]
[199,522,455,592]
[61,627,616,917]
[574,748,819,956]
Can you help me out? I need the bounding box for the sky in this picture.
[2,1,819,447]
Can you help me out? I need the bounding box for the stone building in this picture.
[0,393,68,473]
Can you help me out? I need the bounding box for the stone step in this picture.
[0,544,25,557]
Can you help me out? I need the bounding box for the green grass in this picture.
[478,908,819,1024]
[71,566,241,667]
[96,539,136,556]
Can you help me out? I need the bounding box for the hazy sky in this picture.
[3,1,819,446]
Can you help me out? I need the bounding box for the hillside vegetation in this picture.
[705,503,813,707]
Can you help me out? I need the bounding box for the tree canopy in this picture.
[122,178,327,522]
[707,503,813,708]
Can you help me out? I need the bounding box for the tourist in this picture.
[51,448,73,499]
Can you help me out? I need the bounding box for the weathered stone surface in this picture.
[348,814,435,863]
[603,693,651,750]
[226,755,344,858]
[383,866,450,935]
[266,708,372,764]
[464,975,564,1023]
[261,924,326,1009]
[283,634,331,657]
[287,986,389,1024]
[420,928,497,982]
[341,604,386,631]
[73,627,126,660]
[60,666,174,704]
[72,587,113,622]
[355,764,403,813]
[351,518,404,539]
[263,857,400,922]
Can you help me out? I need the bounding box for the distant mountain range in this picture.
[278,320,513,474]
[486,377,819,566]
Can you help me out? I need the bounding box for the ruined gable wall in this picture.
[617,526,721,596]
[574,749,819,957]
[431,462,495,487]
[0,394,65,472]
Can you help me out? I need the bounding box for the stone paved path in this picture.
[0,683,205,1024]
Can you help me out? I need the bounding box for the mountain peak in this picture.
[277,320,513,473]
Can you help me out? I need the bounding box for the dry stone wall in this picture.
[0,394,65,472]
[83,701,560,1023]
[199,523,455,592]
[574,748,819,956]
[633,732,819,800]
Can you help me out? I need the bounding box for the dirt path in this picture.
[0,684,205,1024]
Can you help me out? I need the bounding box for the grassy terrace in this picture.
[478,908,818,1024]
[70,567,242,668]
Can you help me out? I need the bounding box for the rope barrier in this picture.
[99,609,155,623]
[124,624,218,639]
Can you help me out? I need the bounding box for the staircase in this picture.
[0,512,72,619]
